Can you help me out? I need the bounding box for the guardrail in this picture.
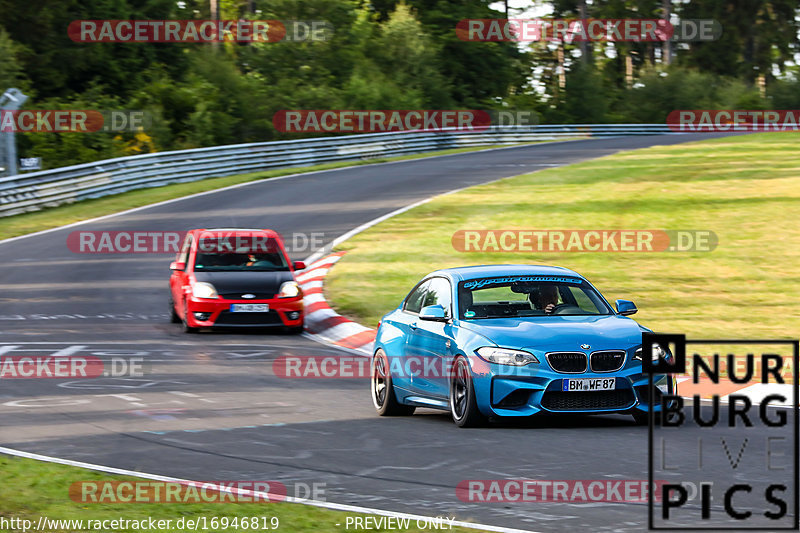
[0,124,679,218]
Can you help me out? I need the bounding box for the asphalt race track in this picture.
[3,134,791,532]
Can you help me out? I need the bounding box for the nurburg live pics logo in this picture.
[644,333,799,530]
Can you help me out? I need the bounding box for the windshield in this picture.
[193,236,289,272]
[194,251,289,272]
[458,276,613,319]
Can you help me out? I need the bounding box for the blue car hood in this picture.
[459,315,643,352]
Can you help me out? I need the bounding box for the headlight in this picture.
[278,281,301,298]
[476,347,539,366]
[192,282,219,299]
[634,343,670,363]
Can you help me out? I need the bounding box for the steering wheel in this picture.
[552,304,583,315]
[542,304,566,315]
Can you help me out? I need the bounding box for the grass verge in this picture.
[0,455,474,533]
[0,142,574,241]
[326,132,800,338]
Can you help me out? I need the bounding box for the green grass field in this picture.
[326,133,800,338]
[0,455,473,533]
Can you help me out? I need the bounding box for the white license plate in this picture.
[230,303,269,313]
[562,378,616,392]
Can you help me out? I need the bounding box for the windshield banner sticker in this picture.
[463,276,582,290]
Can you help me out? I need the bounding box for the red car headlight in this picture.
[278,281,301,298]
[192,282,219,299]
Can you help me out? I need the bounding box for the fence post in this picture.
[0,88,29,177]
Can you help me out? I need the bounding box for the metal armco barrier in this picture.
[0,124,679,217]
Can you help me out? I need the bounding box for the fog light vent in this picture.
[495,389,531,408]
[193,312,212,321]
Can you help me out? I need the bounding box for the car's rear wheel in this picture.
[371,349,415,416]
[450,356,486,428]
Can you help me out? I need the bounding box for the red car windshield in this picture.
[193,235,289,272]
[194,251,289,272]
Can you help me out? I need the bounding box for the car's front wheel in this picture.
[450,356,486,428]
[182,300,198,333]
[371,349,415,416]
[169,298,181,324]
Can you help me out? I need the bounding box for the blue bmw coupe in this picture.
[370,265,676,427]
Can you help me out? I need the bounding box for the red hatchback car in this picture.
[169,228,305,333]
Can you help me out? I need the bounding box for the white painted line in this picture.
[305,308,339,322]
[324,322,373,342]
[300,333,371,356]
[306,255,342,270]
[0,446,537,533]
[302,170,528,266]
[2,142,547,249]
[299,280,323,291]
[720,383,794,406]
[312,322,361,342]
[303,293,327,306]
[50,345,87,358]
[296,267,330,283]
[0,345,20,356]
[1,139,585,248]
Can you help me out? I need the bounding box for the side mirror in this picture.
[293,261,306,271]
[616,299,637,316]
[170,261,186,271]
[419,305,448,322]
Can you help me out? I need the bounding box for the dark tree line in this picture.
[0,0,797,169]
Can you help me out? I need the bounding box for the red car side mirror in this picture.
[170,261,186,271]
[293,261,306,271]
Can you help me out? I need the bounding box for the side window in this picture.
[422,277,453,318]
[404,280,430,314]
[178,235,193,264]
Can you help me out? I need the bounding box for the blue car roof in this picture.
[430,264,584,282]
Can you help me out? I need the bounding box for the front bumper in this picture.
[185,296,303,328]
[470,358,677,417]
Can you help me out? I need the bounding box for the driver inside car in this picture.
[531,284,560,314]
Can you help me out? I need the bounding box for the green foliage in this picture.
[0,0,797,169]
[0,28,27,92]
[560,62,609,123]
[620,67,766,123]
[0,0,526,168]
